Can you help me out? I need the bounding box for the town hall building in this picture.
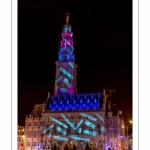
[24,13,126,150]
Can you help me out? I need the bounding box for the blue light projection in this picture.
[75,119,83,129]
[47,133,51,138]
[78,128,82,134]
[62,37,74,51]
[50,117,68,129]
[64,78,70,87]
[101,127,105,132]
[80,113,97,121]
[43,124,54,134]
[69,62,74,68]
[57,76,62,83]
[53,135,69,142]
[85,121,95,129]
[70,135,90,142]
[48,94,102,111]
[95,113,104,122]
[60,88,68,93]
[59,67,74,79]
[56,127,66,135]
[61,114,75,130]
[83,130,98,136]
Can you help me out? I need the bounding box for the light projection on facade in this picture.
[83,130,98,136]
[43,124,54,134]
[61,114,75,130]
[80,113,97,121]
[78,128,82,134]
[95,113,104,122]
[53,135,69,142]
[53,12,77,96]
[48,93,103,111]
[42,13,105,144]
[50,117,68,128]
[101,127,105,132]
[70,135,91,142]
[85,121,95,129]
[59,67,74,79]
[47,133,51,138]
[75,119,84,129]
[41,112,104,143]
[56,127,66,135]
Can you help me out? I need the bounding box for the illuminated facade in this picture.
[105,101,126,150]
[18,125,25,149]
[24,13,125,150]
[54,13,77,96]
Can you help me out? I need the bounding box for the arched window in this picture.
[97,124,101,135]
[89,124,93,135]
[82,125,85,135]
[53,124,57,134]
[67,126,71,135]
[46,124,50,135]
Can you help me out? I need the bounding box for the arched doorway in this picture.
[70,140,76,150]
[90,140,96,150]
[115,136,128,150]
[97,140,103,150]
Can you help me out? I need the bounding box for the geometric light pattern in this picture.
[53,135,69,142]
[50,117,68,128]
[85,120,95,129]
[43,124,54,134]
[83,130,98,136]
[70,135,91,142]
[80,113,97,121]
[56,126,66,135]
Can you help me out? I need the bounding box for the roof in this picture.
[45,93,104,112]
[30,104,45,117]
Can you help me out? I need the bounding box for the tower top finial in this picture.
[66,12,69,24]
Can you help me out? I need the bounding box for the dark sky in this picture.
[18,0,132,127]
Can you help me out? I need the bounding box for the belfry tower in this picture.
[54,13,77,96]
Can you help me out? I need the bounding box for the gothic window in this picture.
[46,124,50,135]
[116,142,118,147]
[34,131,36,138]
[28,131,31,138]
[67,126,71,135]
[110,120,112,125]
[111,142,113,147]
[97,124,101,135]
[53,124,57,134]
[110,130,113,138]
[114,121,116,126]
[114,130,117,138]
[82,125,85,135]
[89,124,93,135]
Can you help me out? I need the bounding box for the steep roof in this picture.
[30,104,45,117]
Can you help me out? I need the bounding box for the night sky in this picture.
[18,0,132,127]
